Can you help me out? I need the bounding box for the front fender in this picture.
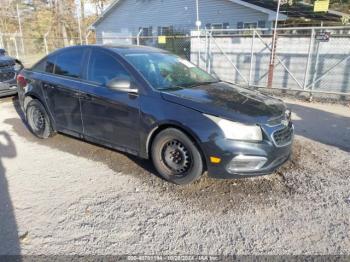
[138,95,220,161]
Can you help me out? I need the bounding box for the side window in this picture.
[54,49,84,78]
[87,49,130,85]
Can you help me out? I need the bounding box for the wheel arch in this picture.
[146,123,208,171]
[23,93,43,110]
[24,93,56,131]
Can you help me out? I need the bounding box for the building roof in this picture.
[90,0,288,29]
[243,0,349,22]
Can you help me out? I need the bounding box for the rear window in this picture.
[32,56,55,74]
[46,56,56,73]
[32,59,47,72]
[54,49,84,78]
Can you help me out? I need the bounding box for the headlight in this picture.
[204,114,263,141]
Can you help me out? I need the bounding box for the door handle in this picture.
[80,93,93,101]
[43,83,54,89]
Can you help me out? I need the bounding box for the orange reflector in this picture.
[210,157,222,164]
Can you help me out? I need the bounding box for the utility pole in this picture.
[76,0,84,45]
[80,0,86,44]
[16,4,25,55]
[195,0,201,31]
[195,0,202,66]
[267,0,283,88]
[77,11,83,45]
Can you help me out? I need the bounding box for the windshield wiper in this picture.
[157,86,185,91]
[184,80,221,88]
[158,80,220,90]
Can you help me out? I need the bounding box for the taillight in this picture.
[17,74,27,89]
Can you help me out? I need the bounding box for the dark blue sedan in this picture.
[17,45,293,184]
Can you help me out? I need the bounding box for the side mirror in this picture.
[106,78,138,94]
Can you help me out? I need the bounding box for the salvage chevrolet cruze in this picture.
[17,45,294,184]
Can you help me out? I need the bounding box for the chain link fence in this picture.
[1,26,350,95]
[0,33,86,67]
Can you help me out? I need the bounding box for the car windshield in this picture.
[123,52,219,90]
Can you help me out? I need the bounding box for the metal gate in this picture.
[194,26,350,95]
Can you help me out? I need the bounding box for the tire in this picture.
[26,99,55,139]
[151,128,204,185]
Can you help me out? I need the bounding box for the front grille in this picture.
[0,62,15,69]
[0,71,16,82]
[273,125,293,146]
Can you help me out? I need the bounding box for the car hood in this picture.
[160,82,286,124]
[0,55,15,67]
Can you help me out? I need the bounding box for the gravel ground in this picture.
[0,96,349,255]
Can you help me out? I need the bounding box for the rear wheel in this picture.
[151,128,204,185]
[26,99,54,139]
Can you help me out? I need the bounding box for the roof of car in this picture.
[45,45,169,58]
[102,44,169,54]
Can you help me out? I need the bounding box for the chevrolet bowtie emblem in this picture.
[281,119,289,126]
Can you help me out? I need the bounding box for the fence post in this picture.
[136,28,143,46]
[16,4,25,55]
[44,34,49,55]
[85,30,92,45]
[11,37,19,59]
[0,34,4,48]
[197,30,201,67]
[207,30,212,73]
[249,30,256,87]
[267,30,278,88]
[204,30,208,69]
[303,28,315,90]
[311,34,321,91]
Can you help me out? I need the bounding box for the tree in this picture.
[88,0,110,15]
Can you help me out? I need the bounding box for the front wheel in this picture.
[26,99,55,139]
[151,128,204,185]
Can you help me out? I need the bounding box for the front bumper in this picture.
[0,83,17,97]
[202,125,294,179]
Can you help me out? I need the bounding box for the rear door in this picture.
[79,47,140,152]
[42,47,87,136]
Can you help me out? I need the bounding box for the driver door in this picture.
[79,47,140,153]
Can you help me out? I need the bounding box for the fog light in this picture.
[227,155,267,173]
[210,156,222,164]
